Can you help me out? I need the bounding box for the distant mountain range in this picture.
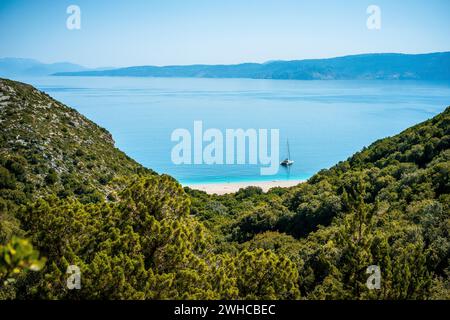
[0,58,88,77]
[52,52,450,80]
[2,52,449,80]
[0,58,115,77]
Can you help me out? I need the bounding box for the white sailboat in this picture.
[280,139,294,166]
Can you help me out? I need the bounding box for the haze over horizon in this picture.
[1,0,450,68]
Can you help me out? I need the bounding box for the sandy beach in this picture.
[185,180,305,195]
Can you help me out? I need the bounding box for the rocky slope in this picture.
[0,78,151,204]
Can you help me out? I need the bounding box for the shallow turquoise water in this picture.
[15,76,450,184]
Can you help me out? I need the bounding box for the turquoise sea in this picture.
[14,76,450,184]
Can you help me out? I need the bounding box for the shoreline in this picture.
[185,180,305,195]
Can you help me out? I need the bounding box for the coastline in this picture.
[185,180,305,195]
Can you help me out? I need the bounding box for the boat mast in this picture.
[287,139,291,160]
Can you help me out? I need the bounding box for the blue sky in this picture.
[0,0,449,68]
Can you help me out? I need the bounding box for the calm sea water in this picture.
[14,76,450,184]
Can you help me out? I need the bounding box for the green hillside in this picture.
[0,79,448,299]
[0,78,151,205]
[188,106,450,298]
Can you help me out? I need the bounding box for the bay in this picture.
[14,76,450,184]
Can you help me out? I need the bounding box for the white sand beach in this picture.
[186,180,305,195]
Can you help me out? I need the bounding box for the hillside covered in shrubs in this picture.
[0,79,448,299]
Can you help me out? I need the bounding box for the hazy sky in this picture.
[1,0,449,68]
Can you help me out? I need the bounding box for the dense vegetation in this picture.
[0,78,151,205]
[0,79,448,299]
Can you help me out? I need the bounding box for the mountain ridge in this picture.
[0,57,88,77]
[53,52,450,80]
[0,58,116,77]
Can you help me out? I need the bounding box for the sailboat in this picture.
[280,139,294,166]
